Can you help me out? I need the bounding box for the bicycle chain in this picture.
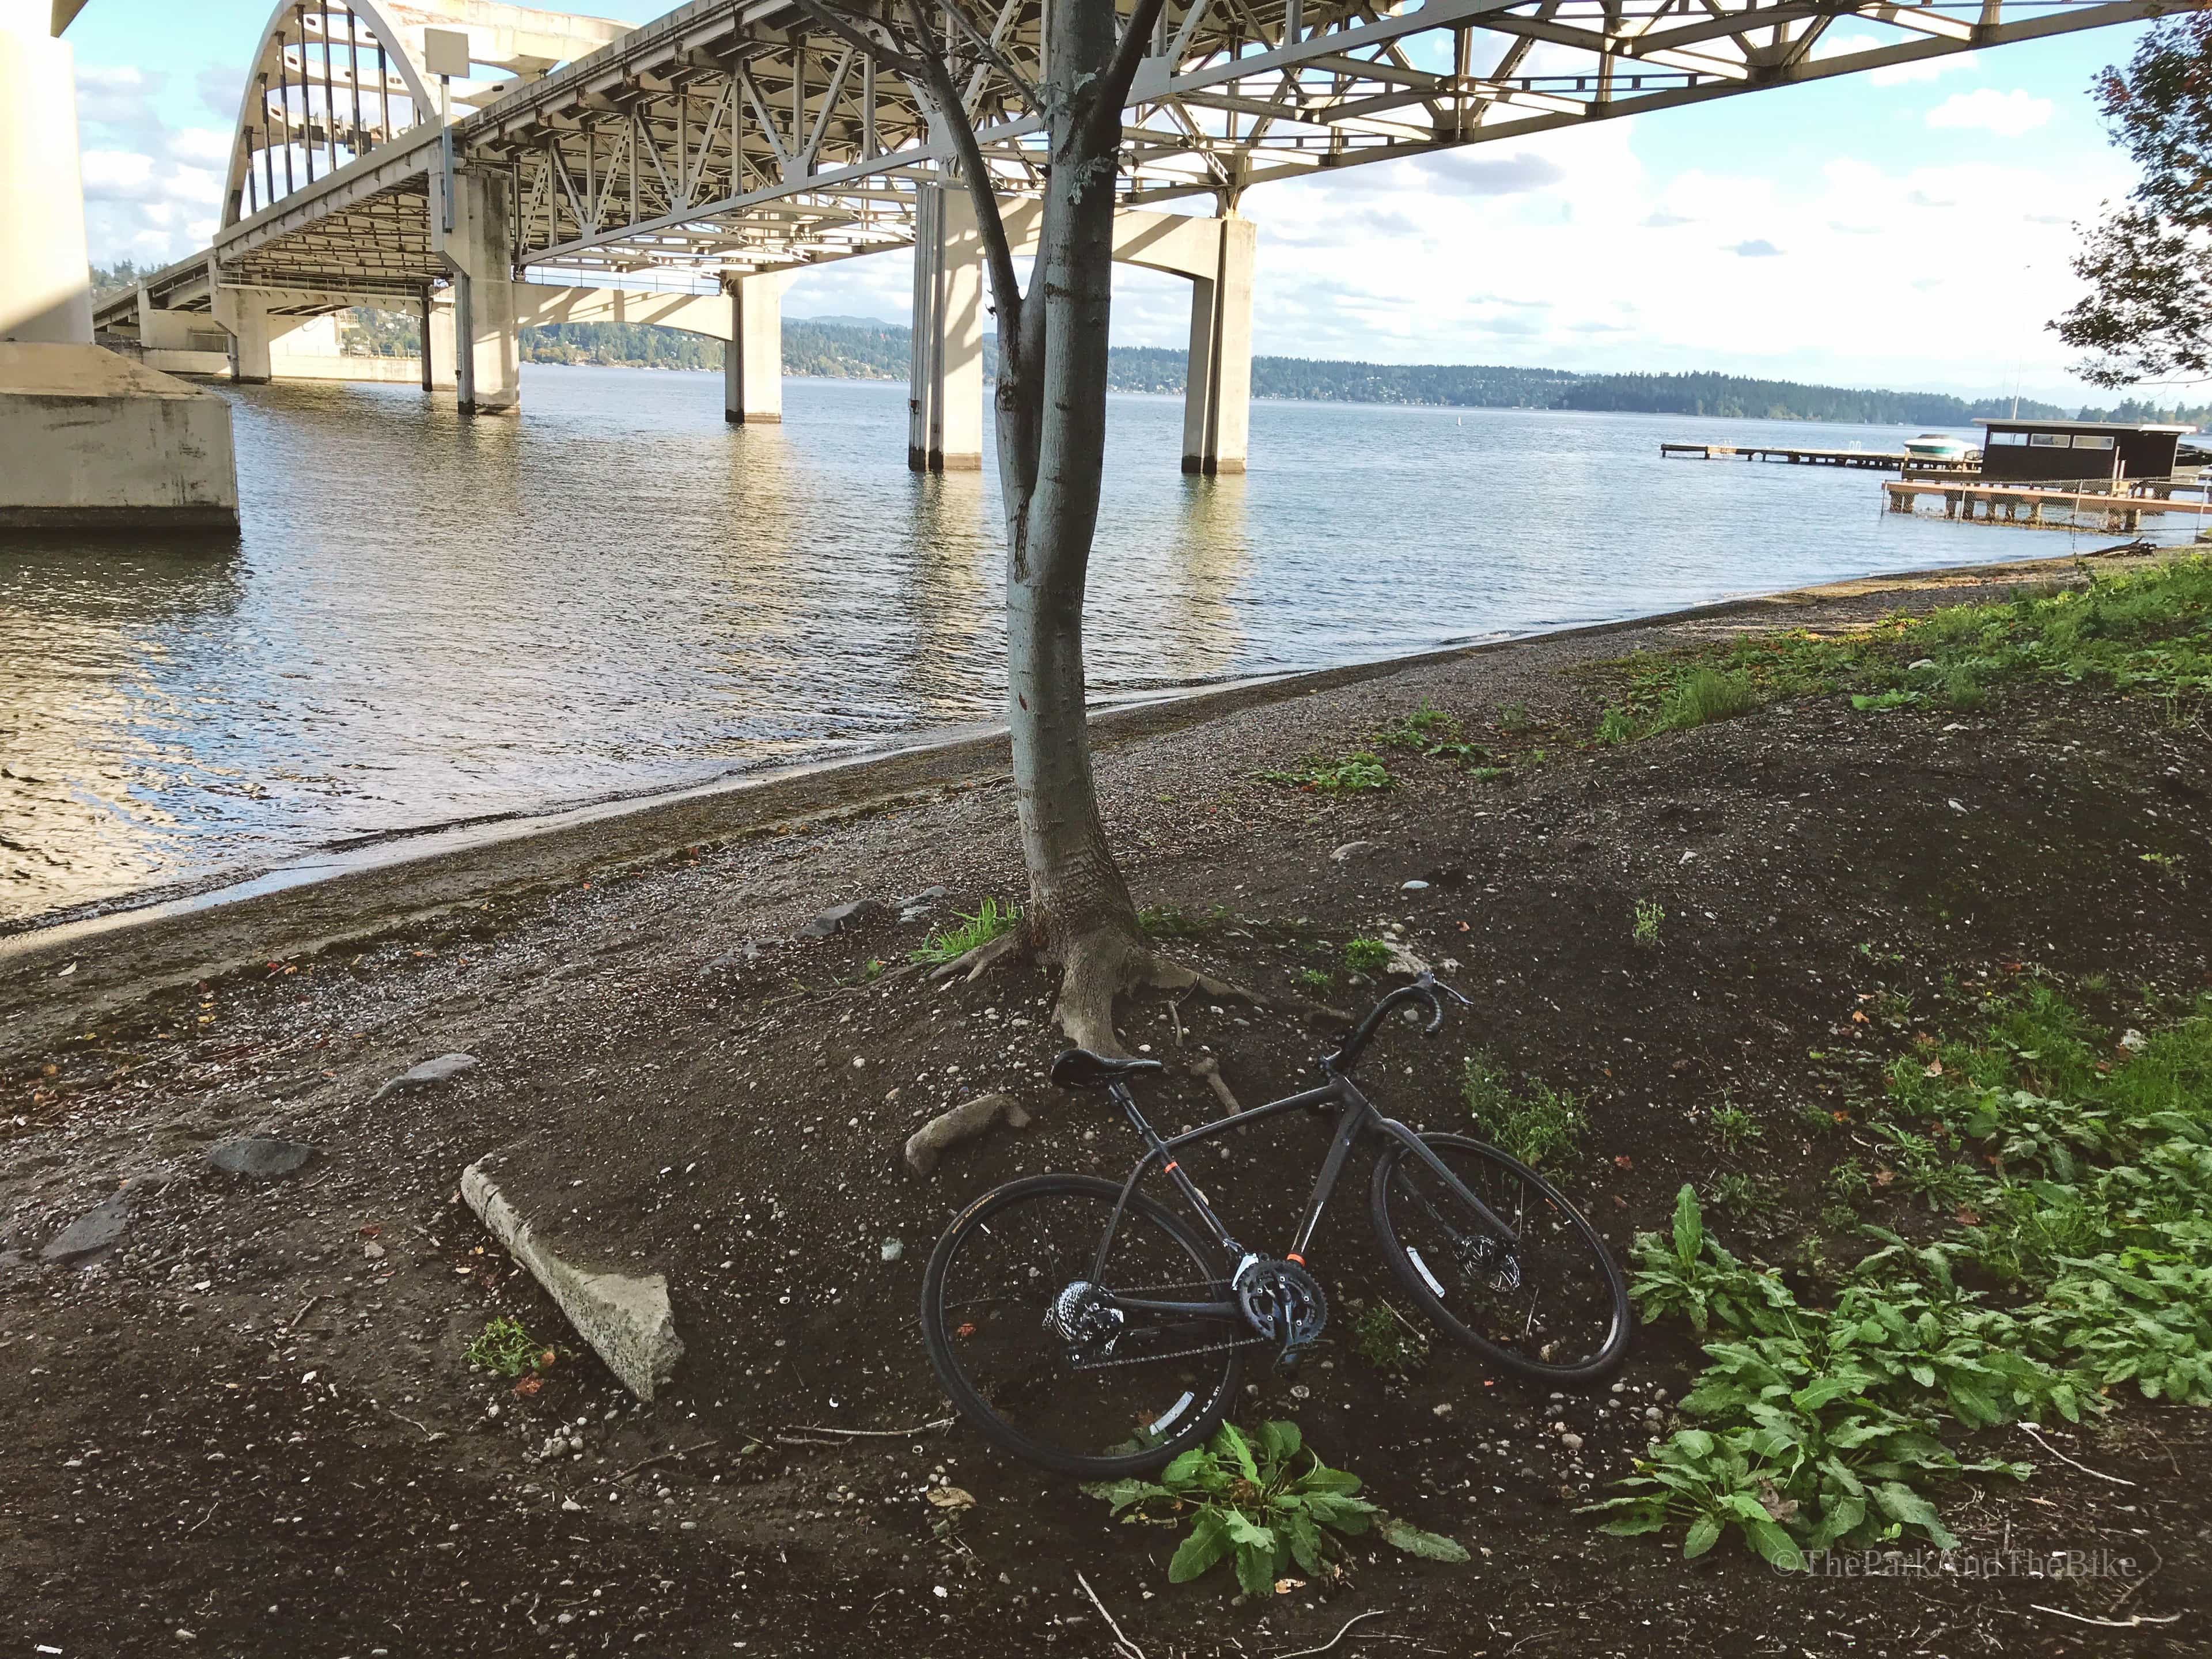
[1061,1278,1271,1372]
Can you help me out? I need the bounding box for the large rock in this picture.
[207,1136,315,1179]
[460,1162,683,1402]
[372,1052,478,1102]
[41,1192,132,1265]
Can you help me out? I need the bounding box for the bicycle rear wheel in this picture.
[1370,1133,1629,1383]
[920,1173,1248,1478]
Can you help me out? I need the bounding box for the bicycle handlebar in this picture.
[1325,970,1471,1074]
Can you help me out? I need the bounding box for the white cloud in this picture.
[173,128,234,169]
[1927,88,2051,138]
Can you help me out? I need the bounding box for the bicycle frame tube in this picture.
[1087,1070,1523,1313]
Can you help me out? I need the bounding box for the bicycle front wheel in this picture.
[1370,1133,1630,1383]
[920,1174,1248,1478]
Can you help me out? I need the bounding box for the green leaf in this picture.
[1872,1482,1957,1550]
[1597,1513,1668,1537]
[1673,1184,1705,1266]
[1214,1421,1260,1484]
[1294,1464,1363,1497]
[1741,1517,1808,1572]
[1256,1420,1302,1468]
[1221,1510,1276,1551]
[1168,1511,1231,1583]
[1082,1479,1171,1513]
[1161,1448,1213,1491]
[1286,1511,1325,1575]
[1379,1516,1470,1562]
[1683,1513,1724,1559]
[1233,1539,1277,1597]
[1304,1491,1376,1535]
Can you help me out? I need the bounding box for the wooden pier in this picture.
[1662,441,1973,472]
[1884,479,2212,531]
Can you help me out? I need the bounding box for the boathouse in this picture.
[1975,417,2196,484]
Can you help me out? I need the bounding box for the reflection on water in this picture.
[2,368,2063,927]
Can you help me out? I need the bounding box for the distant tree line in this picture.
[83,285,2107,425]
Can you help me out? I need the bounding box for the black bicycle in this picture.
[919,973,1631,1477]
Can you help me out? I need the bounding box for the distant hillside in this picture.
[342,305,2077,423]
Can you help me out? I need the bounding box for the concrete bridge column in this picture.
[210,290,302,384]
[724,272,788,425]
[1181,215,1256,476]
[437,168,519,416]
[422,296,457,392]
[908,183,984,472]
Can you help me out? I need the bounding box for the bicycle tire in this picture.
[1369,1132,1630,1384]
[920,1173,1247,1478]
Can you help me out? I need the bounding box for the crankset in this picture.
[1233,1255,1330,1369]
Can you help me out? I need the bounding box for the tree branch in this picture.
[900,0,1027,377]
[1085,0,1173,153]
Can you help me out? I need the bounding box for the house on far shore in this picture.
[1975,417,2199,485]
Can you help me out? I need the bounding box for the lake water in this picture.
[0,368,2092,929]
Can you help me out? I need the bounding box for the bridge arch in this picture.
[221,1,437,229]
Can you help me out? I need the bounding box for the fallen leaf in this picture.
[1955,1207,1981,1227]
[955,1321,978,1339]
[1873,1168,1897,1188]
[1924,1059,1944,1078]
[926,1487,975,1510]
[1273,1578,1306,1595]
[513,1375,543,1398]
[1613,1155,1634,1171]
[1850,1010,1869,1025]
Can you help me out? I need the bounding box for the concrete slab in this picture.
[0,343,238,531]
[461,1160,683,1402]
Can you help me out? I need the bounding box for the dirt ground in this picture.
[5,554,2209,1658]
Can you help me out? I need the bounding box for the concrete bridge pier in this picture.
[1180,216,1256,476]
[422,296,458,393]
[437,168,520,416]
[211,290,296,384]
[724,271,789,425]
[905,184,1256,476]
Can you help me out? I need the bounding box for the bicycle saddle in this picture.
[1049,1049,1166,1091]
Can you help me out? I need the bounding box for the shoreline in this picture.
[0,547,2147,1060]
[1,546,2114,957]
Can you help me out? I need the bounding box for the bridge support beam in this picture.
[438,169,520,416]
[1180,216,1256,476]
[724,272,789,424]
[423,296,457,392]
[212,292,294,384]
[908,183,986,472]
[906,187,1256,476]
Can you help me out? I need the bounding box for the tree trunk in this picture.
[971,0,1153,1049]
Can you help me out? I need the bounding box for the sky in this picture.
[63,1,2156,403]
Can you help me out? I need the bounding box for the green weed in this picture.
[1085,1421,1466,1594]
[1660,669,1758,731]
[1709,1102,1765,1156]
[1633,900,1664,948]
[1343,937,1393,974]
[1142,904,1230,938]
[1294,967,1333,994]
[1596,706,1636,745]
[1461,1051,1585,1167]
[910,897,1021,965]
[465,1316,553,1379]
[1260,752,1393,793]
[1351,1302,1430,1374]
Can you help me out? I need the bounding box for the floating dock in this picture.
[1661,442,1973,472]
[1884,479,2212,531]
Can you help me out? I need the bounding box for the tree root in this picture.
[932,929,1026,983]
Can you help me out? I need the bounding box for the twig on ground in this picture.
[613,1438,720,1482]
[286,1294,322,1332]
[1190,1053,1243,1115]
[1266,1610,1392,1658]
[2029,1606,2178,1630]
[2018,1423,2135,1487]
[782,1418,956,1438]
[384,1406,447,1443]
[185,1497,223,1536]
[1169,995,1185,1047]
[2108,1547,2161,1613]
[1074,1570,1145,1659]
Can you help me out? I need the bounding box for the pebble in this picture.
[207,1136,316,1179]
[802,899,889,938]
[1560,1432,1584,1452]
[40,1192,133,1264]
[1402,880,1430,892]
[1330,840,1378,862]
[881,1238,904,1262]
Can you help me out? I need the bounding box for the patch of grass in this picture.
[1595,706,1636,745]
[465,1316,554,1379]
[1660,668,1758,731]
[1343,937,1393,974]
[910,897,1021,965]
[1470,766,1510,783]
[1495,702,1534,734]
[1461,1051,1586,1167]
[1708,1101,1764,1157]
[1708,1171,1774,1220]
[1294,967,1333,994]
[1373,703,1485,761]
[1352,1301,1430,1374]
[1850,688,1916,713]
[1632,900,1664,948]
[1085,1421,1466,1594]
[1941,665,1987,711]
[1259,752,1393,793]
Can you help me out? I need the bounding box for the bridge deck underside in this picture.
[164,0,2167,305]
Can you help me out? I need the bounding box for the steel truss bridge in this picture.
[92,0,2186,465]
